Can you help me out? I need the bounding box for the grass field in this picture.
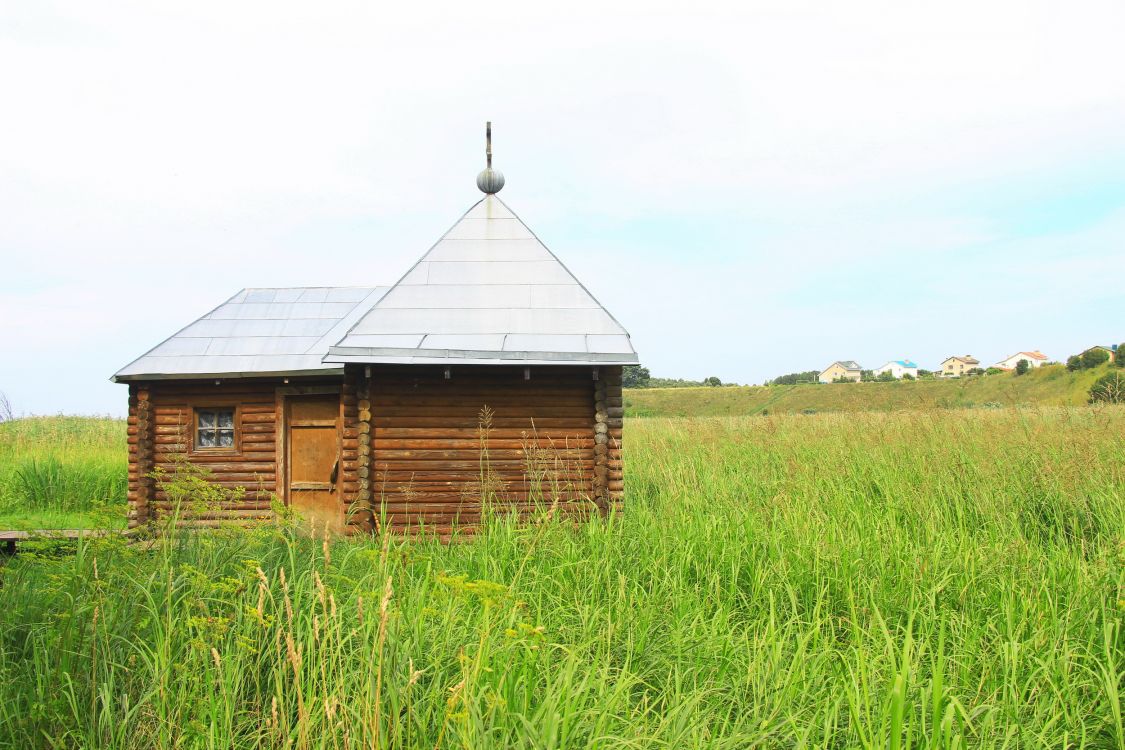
[625,363,1112,417]
[0,416,127,529]
[0,407,1122,748]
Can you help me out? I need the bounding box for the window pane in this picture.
[217,430,234,447]
[217,410,234,429]
[198,410,216,427]
[198,430,216,447]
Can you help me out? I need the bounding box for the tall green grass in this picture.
[0,407,1122,748]
[0,417,126,527]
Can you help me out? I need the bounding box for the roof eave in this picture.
[324,346,639,366]
[111,367,345,383]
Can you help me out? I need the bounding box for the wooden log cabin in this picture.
[113,129,638,535]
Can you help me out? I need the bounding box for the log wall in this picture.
[359,364,603,534]
[126,377,338,527]
[124,366,625,534]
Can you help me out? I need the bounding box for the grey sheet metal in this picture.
[111,286,388,381]
[326,194,638,366]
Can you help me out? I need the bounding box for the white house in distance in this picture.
[874,360,919,379]
[819,361,862,383]
[994,351,1048,371]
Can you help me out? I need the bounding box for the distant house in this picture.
[874,360,919,379]
[1081,345,1117,362]
[993,351,1049,371]
[940,355,979,377]
[819,361,862,384]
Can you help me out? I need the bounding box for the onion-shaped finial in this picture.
[476,167,505,194]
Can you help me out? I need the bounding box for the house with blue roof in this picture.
[874,360,919,379]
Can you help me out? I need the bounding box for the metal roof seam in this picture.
[326,195,490,347]
[110,288,247,383]
[304,286,389,355]
[491,196,635,343]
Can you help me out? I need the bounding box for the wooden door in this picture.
[287,395,342,534]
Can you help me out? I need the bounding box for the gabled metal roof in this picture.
[827,361,862,372]
[112,287,388,381]
[325,195,638,366]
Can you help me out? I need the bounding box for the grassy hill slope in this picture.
[625,363,1112,417]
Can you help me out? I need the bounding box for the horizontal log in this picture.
[372,475,593,486]
[373,438,594,450]
[375,457,594,469]
[154,481,275,493]
[374,417,591,429]
[151,511,275,521]
[375,448,590,460]
[371,379,590,391]
[371,406,594,418]
[153,461,274,473]
[153,472,276,486]
[375,494,589,506]
[160,518,272,528]
[154,446,274,460]
[153,386,277,397]
[371,395,593,408]
[374,427,589,439]
[152,500,274,511]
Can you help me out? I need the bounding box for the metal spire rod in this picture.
[486,121,492,168]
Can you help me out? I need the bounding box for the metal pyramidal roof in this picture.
[325,195,638,366]
[112,287,389,381]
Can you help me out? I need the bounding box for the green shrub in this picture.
[622,365,651,388]
[768,370,820,385]
[1088,371,1124,403]
[1014,359,1030,376]
[1080,348,1110,369]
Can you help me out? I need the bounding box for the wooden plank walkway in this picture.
[0,529,121,555]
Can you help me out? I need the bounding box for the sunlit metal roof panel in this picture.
[328,195,637,365]
[112,286,389,381]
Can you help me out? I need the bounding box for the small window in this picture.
[196,408,235,449]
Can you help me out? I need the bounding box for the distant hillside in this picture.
[624,364,1110,417]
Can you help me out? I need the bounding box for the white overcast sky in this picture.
[2,0,1124,415]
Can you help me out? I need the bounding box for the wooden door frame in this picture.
[275,385,343,508]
